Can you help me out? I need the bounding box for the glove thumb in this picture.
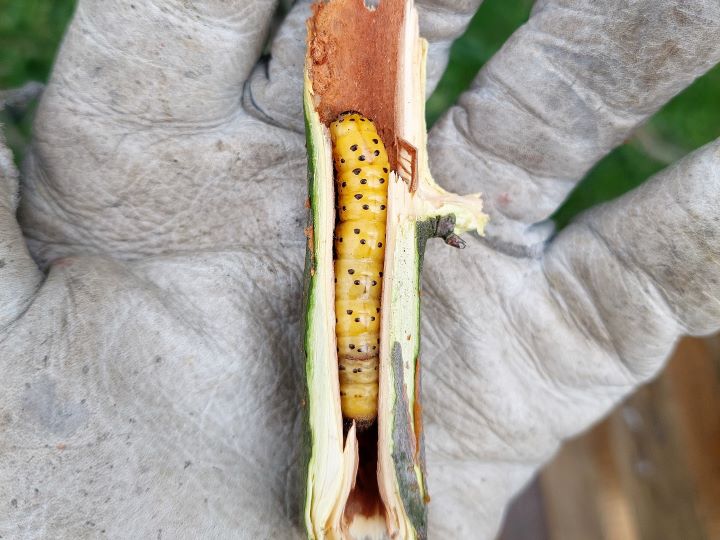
[0,131,42,328]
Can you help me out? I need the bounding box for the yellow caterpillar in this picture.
[330,112,389,424]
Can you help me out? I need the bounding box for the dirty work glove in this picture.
[2,0,719,538]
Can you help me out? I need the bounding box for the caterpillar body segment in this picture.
[330,112,389,424]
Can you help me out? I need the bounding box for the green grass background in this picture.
[1,0,719,227]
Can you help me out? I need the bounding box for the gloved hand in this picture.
[1,0,719,538]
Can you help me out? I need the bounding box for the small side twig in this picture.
[434,214,466,249]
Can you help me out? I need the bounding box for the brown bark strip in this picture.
[307,0,405,172]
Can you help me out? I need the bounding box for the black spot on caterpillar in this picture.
[330,111,389,424]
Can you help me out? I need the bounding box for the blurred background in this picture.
[1,1,719,538]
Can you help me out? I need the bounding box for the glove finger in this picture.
[44,0,278,126]
[417,140,720,537]
[0,134,42,328]
[429,0,720,250]
[544,138,720,380]
[243,0,483,132]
